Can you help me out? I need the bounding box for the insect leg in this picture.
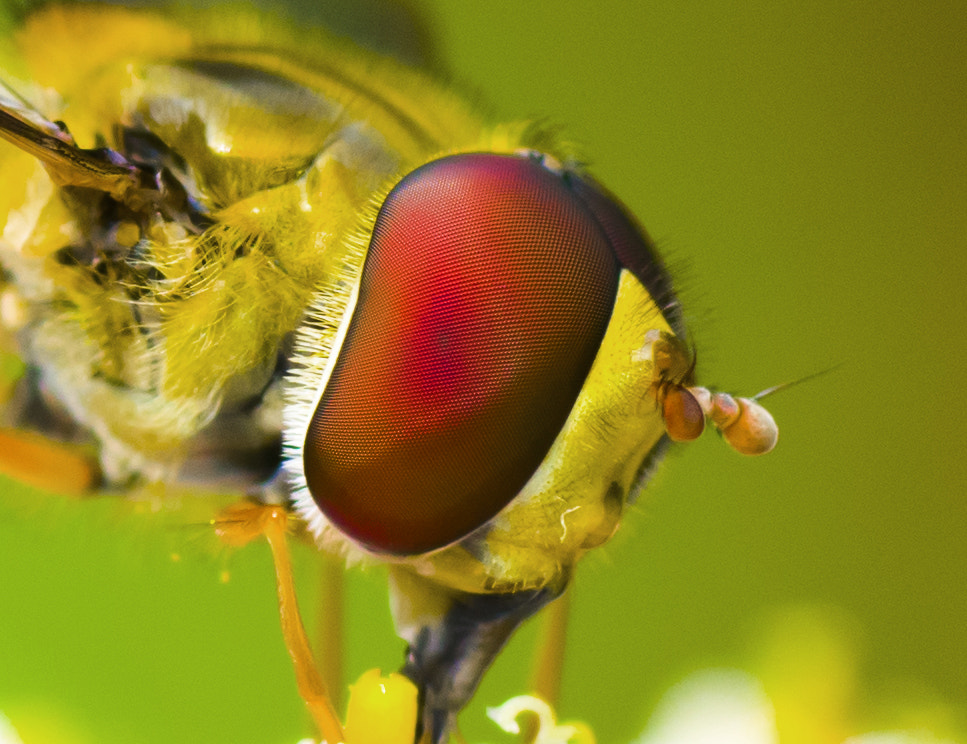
[529,589,571,706]
[316,553,345,715]
[511,590,572,744]
[0,427,99,495]
[0,360,100,494]
[214,502,344,744]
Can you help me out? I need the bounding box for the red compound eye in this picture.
[303,153,621,555]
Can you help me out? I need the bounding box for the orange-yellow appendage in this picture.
[644,330,779,456]
[521,592,572,744]
[690,389,778,455]
[212,500,285,547]
[317,554,345,715]
[214,502,345,744]
[530,591,570,709]
[0,427,98,495]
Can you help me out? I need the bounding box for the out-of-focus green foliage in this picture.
[0,2,963,743]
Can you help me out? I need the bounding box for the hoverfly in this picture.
[0,2,778,742]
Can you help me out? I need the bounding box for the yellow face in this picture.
[0,4,778,742]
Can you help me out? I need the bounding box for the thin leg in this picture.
[215,502,344,744]
[317,552,345,715]
[521,589,571,743]
[529,589,570,707]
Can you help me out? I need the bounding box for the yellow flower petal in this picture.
[342,669,418,744]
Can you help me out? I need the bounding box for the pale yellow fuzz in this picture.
[0,4,574,484]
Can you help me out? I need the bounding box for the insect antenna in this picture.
[752,361,845,400]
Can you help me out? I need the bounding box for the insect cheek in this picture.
[301,153,621,556]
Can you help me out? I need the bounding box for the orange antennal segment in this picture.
[675,388,778,455]
[671,364,842,455]
[214,502,345,744]
[661,386,706,442]
[642,330,779,456]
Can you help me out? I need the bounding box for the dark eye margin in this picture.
[562,168,684,337]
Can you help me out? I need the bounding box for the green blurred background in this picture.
[0,1,965,742]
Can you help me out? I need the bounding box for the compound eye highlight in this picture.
[303,153,620,555]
